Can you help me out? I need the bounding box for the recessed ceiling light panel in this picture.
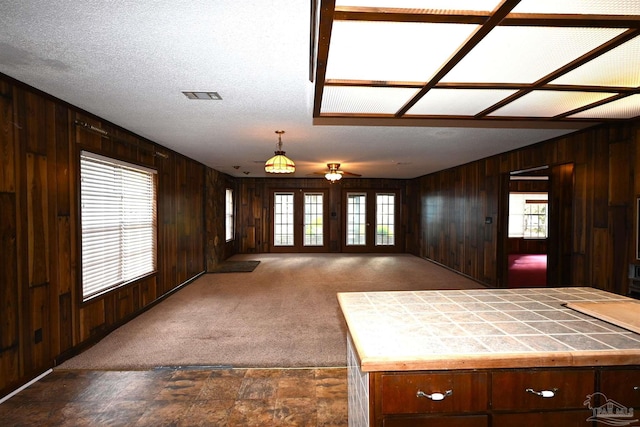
[569,94,640,119]
[407,88,518,116]
[489,90,616,117]
[315,0,640,122]
[322,86,419,114]
[441,27,627,84]
[513,0,640,15]
[552,37,640,88]
[326,21,478,82]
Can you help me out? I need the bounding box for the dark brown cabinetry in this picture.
[383,415,488,427]
[381,372,489,414]
[370,366,639,427]
[492,369,596,426]
[599,368,640,408]
[491,369,594,411]
[492,412,592,427]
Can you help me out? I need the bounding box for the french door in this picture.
[343,190,401,253]
[270,190,329,252]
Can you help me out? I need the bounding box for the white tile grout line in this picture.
[0,368,52,406]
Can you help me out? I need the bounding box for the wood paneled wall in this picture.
[411,159,501,285]
[412,121,640,293]
[3,69,639,397]
[0,75,207,396]
[236,177,409,253]
[205,168,237,270]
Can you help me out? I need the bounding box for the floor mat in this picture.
[210,260,260,273]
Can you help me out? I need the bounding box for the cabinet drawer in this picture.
[492,369,595,411]
[384,415,488,427]
[599,368,640,409]
[381,371,488,414]
[493,411,592,427]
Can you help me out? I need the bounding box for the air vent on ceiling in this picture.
[182,91,222,100]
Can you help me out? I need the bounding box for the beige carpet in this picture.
[59,254,483,370]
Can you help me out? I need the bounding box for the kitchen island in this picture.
[338,287,640,427]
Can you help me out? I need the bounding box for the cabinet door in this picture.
[492,411,592,427]
[599,368,640,409]
[381,371,488,414]
[492,369,595,411]
[384,415,488,427]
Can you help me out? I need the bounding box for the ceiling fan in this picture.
[312,163,361,182]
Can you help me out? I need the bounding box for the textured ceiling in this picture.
[2,1,631,179]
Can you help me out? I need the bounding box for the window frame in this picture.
[269,189,329,252]
[273,192,295,247]
[303,192,324,247]
[375,192,396,246]
[508,192,549,239]
[346,192,367,246]
[79,150,158,302]
[342,188,402,253]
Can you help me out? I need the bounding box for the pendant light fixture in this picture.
[264,130,295,174]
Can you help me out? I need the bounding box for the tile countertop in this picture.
[337,287,640,372]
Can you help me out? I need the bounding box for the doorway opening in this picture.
[500,163,574,288]
[342,189,402,253]
[507,180,549,287]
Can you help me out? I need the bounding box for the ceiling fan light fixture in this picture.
[325,171,343,182]
[265,130,295,174]
[325,163,343,183]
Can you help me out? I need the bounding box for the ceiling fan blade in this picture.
[307,167,360,178]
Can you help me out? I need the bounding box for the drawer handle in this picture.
[416,390,453,401]
[526,388,558,398]
[634,386,639,391]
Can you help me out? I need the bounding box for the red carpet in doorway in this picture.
[508,254,547,287]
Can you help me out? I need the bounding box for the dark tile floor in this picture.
[0,367,348,426]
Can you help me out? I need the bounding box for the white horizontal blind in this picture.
[80,151,157,300]
[225,188,234,241]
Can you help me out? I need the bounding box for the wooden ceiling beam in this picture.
[324,80,640,94]
[313,0,336,118]
[334,8,640,28]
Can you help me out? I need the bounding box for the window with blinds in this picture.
[225,188,234,241]
[80,151,157,301]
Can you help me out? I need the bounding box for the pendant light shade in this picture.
[325,171,342,182]
[325,163,343,183]
[265,130,295,174]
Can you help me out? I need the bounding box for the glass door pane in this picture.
[274,192,294,246]
[376,193,395,246]
[304,193,324,246]
[347,193,366,246]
